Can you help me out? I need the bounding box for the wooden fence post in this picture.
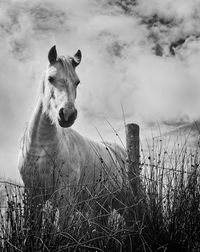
[126,123,140,196]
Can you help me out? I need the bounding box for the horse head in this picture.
[43,45,81,128]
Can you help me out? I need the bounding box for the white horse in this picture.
[18,46,126,206]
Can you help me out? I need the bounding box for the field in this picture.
[0,131,200,252]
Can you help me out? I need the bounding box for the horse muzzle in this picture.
[58,107,77,128]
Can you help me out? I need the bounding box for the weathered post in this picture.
[126,123,140,196]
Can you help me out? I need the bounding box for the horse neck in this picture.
[25,97,57,151]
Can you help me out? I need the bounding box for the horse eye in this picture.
[48,76,55,83]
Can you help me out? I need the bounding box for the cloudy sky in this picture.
[1,0,200,180]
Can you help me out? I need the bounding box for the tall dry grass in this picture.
[0,133,200,251]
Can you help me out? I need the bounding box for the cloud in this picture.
[1,0,200,179]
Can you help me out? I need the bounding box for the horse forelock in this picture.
[57,56,75,78]
[43,56,78,91]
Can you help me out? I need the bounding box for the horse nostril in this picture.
[74,108,77,117]
[68,110,77,122]
[59,108,64,120]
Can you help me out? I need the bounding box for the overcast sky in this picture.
[1,0,200,180]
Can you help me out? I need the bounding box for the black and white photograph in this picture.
[0,0,200,251]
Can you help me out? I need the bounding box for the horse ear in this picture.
[48,45,57,65]
[72,50,82,67]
